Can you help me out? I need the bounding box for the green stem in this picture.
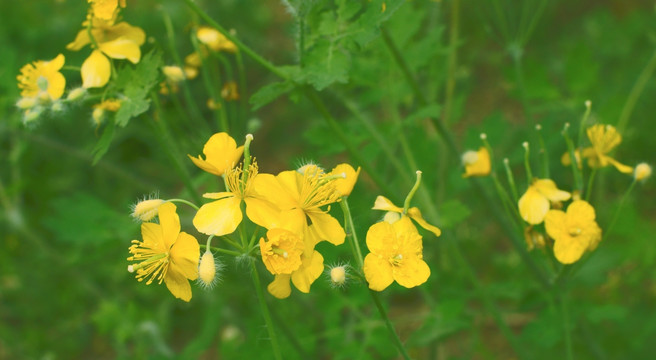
[562,124,584,193]
[584,169,597,201]
[339,198,364,270]
[535,125,550,178]
[250,260,284,360]
[369,291,412,360]
[604,180,637,240]
[559,294,574,360]
[522,141,533,181]
[503,158,519,203]
[403,171,422,214]
[617,49,656,133]
[576,101,592,152]
[380,27,459,155]
[150,93,203,204]
[442,0,460,125]
[235,50,248,125]
[167,198,200,210]
[510,47,533,123]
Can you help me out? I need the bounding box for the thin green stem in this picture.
[167,198,200,210]
[562,124,584,192]
[149,93,203,204]
[199,244,242,257]
[535,125,550,178]
[250,260,284,360]
[617,49,656,133]
[403,171,423,214]
[605,180,637,240]
[442,0,460,125]
[369,291,412,360]
[190,32,228,132]
[510,47,533,123]
[576,101,592,152]
[559,294,574,360]
[219,235,244,252]
[522,142,533,181]
[380,27,459,155]
[503,158,519,203]
[340,198,364,270]
[584,169,597,201]
[235,50,248,125]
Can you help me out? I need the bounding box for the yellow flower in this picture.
[330,163,361,197]
[188,132,244,176]
[127,202,200,302]
[260,228,304,275]
[67,14,146,88]
[221,81,240,101]
[88,0,126,20]
[372,196,441,237]
[518,179,571,225]
[193,160,279,236]
[364,216,430,291]
[17,54,66,101]
[545,200,602,264]
[163,65,186,83]
[562,124,633,174]
[253,164,346,249]
[461,147,491,178]
[266,248,325,299]
[197,26,237,53]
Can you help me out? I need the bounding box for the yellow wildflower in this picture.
[188,132,244,176]
[518,179,571,225]
[193,160,279,236]
[92,98,121,125]
[127,202,200,302]
[330,163,361,197]
[67,13,145,88]
[545,200,602,264]
[253,164,346,249]
[372,196,441,237]
[364,216,430,291]
[266,248,325,299]
[260,228,304,275]
[562,124,633,174]
[461,147,491,177]
[196,26,237,53]
[17,54,66,101]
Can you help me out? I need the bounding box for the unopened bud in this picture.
[383,211,401,224]
[198,251,217,288]
[330,266,346,286]
[131,199,165,222]
[16,97,37,109]
[163,66,186,83]
[634,163,652,182]
[67,87,86,101]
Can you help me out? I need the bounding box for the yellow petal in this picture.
[393,258,430,288]
[47,71,66,100]
[518,186,549,224]
[533,179,571,202]
[307,212,345,246]
[81,50,111,88]
[158,202,181,249]
[99,37,141,63]
[604,156,634,174]
[566,200,596,224]
[202,192,233,200]
[406,207,441,237]
[544,209,568,242]
[66,29,91,51]
[462,147,491,177]
[331,163,360,197]
[169,232,200,280]
[267,274,292,299]
[189,132,244,176]
[192,196,242,236]
[244,197,281,229]
[251,173,298,210]
[290,250,324,293]
[365,221,396,255]
[110,22,146,46]
[164,266,193,302]
[140,222,166,252]
[372,195,402,213]
[553,234,589,264]
[364,253,394,291]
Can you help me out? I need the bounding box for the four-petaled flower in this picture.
[545,200,602,264]
[364,216,430,291]
[518,179,571,225]
[17,54,66,102]
[127,202,200,302]
[562,124,633,174]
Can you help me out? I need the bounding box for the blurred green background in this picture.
[1,0,655,359]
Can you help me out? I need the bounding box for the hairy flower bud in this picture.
[131,199,165,222]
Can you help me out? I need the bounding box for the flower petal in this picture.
[604,156,634,174]
[193,196,242,236]
[364,253,394,291]
[140,222,166,252]
[110,22,146,46]
[553,234,588,264]
[244,197,281,229]
[169,232,200,280]
[307,212,345,246]
[99,37,141,63]
[393,258,430,288]
[81,50,111,88]
[66,29,91,51]
[518,186,550,224]
[331,163,360,197]
[158,202,181,249]
[164,266,192,302]
[203,192,234,200]
[267,274,292,299]
[291,250,324,293]
[372,195,402,213]
[534,179,571,202]
[252,173,298,210]
[407,207,441,237]
[365,221,396,255]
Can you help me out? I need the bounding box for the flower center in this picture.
[568,227,582,236]
[37,76,49,91]
[390,253,403,266]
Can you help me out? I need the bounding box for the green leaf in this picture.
[302,39,351,90]
[91,121,116,165]
[438,199,471,227]
[249,80,296,110]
